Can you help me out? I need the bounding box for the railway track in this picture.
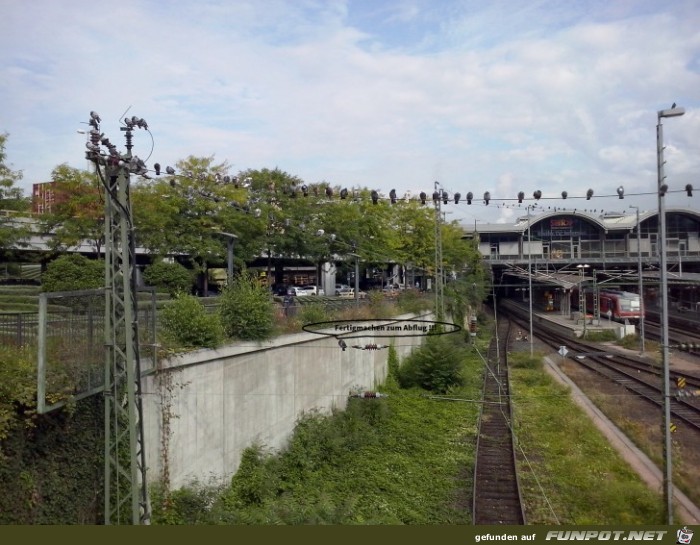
[472,317,525,525]
[500,301,700,432]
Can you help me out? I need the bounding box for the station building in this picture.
[464,207,700,316]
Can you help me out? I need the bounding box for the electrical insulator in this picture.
[350,391,388,399]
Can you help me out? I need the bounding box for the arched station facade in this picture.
[464,207,700,316]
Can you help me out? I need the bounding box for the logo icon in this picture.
[677,527,694,545]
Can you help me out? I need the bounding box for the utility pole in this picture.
[433,181,445,321]
[86,111,150,525]
[656,104,685,524]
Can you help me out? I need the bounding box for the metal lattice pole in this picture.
[87,112,150,525]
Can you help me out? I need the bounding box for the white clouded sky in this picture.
[2,0,699,226]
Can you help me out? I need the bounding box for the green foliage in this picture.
[511,359,665,524]
[386,343,400,385]
[41,165,104,254]
[396,334,467,393]
[296,302,328,326]
[150,480,224,525]
[157,383,477,525]
[41,254,103,292]
[0,133,31,250]
[616,334,639,350]
[227,445,282,508]
[160,293,224,349]
[396,289,429,314]
[0,395,104,524]
[143,260,193,295]
[584,330,617,342]
[218,269,275,341]
[0,345,37,456]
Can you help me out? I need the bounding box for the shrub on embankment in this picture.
[150,340,483,524]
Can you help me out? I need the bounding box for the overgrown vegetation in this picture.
[218,269,276,341]
[509,350,665,524]
[160,293,224,349]
[152,350,481,524]
[396,334,467,393]
[0,344,37,455]
[0,395,104,524]
[582,329,617,342]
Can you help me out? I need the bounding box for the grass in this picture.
[558,356,700,512]
[151,355,484,524]
[509,350,666,524]
[151,328,671,525]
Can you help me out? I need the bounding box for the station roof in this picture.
[502,267,583,290]
[462,206,700,235]
[503,267,700,290]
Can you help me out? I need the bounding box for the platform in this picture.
[501,299,635,340]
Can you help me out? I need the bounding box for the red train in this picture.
[570,288,643,323]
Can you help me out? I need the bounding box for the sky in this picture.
[2,0,699,227]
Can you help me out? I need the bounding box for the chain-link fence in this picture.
[35,287,157,413]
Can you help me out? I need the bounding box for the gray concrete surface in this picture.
[141,314,432,490]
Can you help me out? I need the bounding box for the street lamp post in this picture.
[657,104,685,524]
[215,232,238,286]
[527,205,534,356]
[629,206,645,354]
[576,264,590,337]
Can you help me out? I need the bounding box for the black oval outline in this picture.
[302,318,462,338]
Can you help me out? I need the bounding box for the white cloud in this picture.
[1,0,698,227]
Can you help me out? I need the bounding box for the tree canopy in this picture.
[0,133,30,249]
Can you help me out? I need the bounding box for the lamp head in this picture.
[658,106,685,118]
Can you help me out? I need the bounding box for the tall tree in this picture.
[0,132,30,249]
[132,156,261,294]
[41,164,104,255]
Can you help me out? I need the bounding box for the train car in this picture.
[570,288,643,323]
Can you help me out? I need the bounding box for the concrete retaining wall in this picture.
[141,313,432,490]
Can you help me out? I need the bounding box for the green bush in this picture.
[297,303,328,326]
[396,334,466,393]
[397,289,428,314]
[218,270,275,341]
[41,254,103,292]
[160,293,224,349]
[143,261,193,295]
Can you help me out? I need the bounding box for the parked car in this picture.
[288,286,310,296]
[301,285,325,296]
[335,284,351,295]
[338,288,367,299]
[382,287,400,298]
